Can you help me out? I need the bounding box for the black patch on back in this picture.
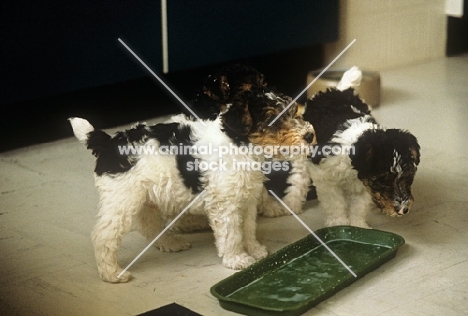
[304,88,374,144]
[86,121,205,193]
[87,123,153,176]
[148,123,204,194]
[86,130,134,176]
[174,126,204,194]
[148,122,184,145]
[176,154,204,194]
[126,123,151,143]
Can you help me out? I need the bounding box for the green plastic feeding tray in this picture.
[210,226,405,316]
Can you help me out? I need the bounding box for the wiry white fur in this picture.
[337,66,362,91]
[68,117,94,143]
[391,149,403,177]
[307,154,374,228]
[331,116,378,145]
[308,116,378,228]
[72,115,268,283]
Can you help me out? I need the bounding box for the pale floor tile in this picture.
[1,54,467,315]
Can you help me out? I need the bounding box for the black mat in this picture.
[137,302,202,316]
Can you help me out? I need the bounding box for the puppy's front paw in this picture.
[325,217,350,227]
[248,243,268,260]
[222,253,256,270]
[99,269,132,283]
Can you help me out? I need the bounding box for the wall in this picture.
[324,0,447,71]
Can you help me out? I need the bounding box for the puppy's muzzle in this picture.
[394,200,411,216]
[397,205,409,216]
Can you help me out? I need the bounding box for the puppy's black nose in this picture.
[397,206,409,215]
[303,132,314,143]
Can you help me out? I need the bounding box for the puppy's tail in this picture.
[68,117,111,156]
[68,117,95,143]
[337,66,362,91]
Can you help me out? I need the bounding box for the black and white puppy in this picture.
[69,78,315,283]
[263,67,420,228]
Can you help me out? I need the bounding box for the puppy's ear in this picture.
[295,103,306,118]
[406,133,420,166]
[395,130,420,166]
[410,146,420,166]
[351,140,374,177]
[221,99,252,137]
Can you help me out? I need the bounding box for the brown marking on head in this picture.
[360,162,417,217]
[361,178,414,217]
[410,146,420,165]
[245,91,316,158]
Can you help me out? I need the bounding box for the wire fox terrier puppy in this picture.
[262,67,420,228]
[192,64,316,218]
[69,75,315,283]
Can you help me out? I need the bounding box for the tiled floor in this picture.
[1,54,468,316]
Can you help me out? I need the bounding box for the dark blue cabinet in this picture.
[1,1,337,105]
[166,1,338,72]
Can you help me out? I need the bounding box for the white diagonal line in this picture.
[268,39,356,126]
[268,190,357,277]
[118,38,206,125]
[118,190,207,279]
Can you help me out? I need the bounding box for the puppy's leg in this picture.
[207,204,257,270]
[91,200,135,283]
[281,187,307,215]
[243,203,268,260]
[281,159,311,214]
[348,191,374,229]
[136,203,191,252]
[315,182,350,226]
